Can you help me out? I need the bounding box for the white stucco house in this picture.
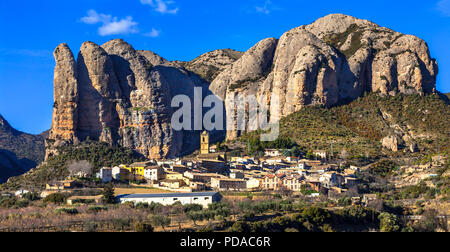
[116,192,222,208]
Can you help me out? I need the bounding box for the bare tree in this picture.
[278,186,293,198]
[67,160,93,178]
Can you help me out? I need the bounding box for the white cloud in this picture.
[144,28,161,38]
[256,0,272,14]
[81,10,139,36]
[80,9,111,24]
[141,0,179,14]
[99,17,139,36]
[437,0,450,16]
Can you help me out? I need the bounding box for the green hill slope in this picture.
[241,93,449,160]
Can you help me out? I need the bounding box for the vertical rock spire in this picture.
[49,43,78,142]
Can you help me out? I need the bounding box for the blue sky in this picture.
[0,0,449,134]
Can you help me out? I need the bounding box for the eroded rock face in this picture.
[49,43,79,143]
[182,49,244,83]
[49,14,439,153]
[382,135,399,152]
[76,41,122,143]
[210,14,439,140]
[48,40,206,159]
[137,50,169,66]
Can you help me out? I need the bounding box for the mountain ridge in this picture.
[0,114,46,183]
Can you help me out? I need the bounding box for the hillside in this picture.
[0,115,45,183]
[240,93,449,161]
[1,141,145,190]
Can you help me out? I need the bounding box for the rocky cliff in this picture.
[176,49,244,82]
[211,14,439,140]
[48,39,220,160]
[48,14,439,158]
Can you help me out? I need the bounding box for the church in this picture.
[197,131,228,173]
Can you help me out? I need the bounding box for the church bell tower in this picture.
[200,131,210,154]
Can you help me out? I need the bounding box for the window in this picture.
[205,197,209,200]
[193,198,198,200]
[173,198,178,201]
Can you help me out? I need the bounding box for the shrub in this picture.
[87,206,108,213]
[72,199,95,205]
[337,206,379,225]
[55,207,79,215]
[134,222,154,232]
[150,215,171,231]
[230,221,252,232]
[370,160,398,177]
[22,192,40,201]
[14,200,30,208]
[378,212,400,232]
[183,203,203,213]
[43,193,67,204]
[301,207,331,225]
[0,196,13,208]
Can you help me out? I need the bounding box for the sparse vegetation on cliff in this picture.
[239,93,449,161]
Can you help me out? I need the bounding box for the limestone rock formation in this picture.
[49,43,78,143]
[210,14,439,140]
[209,38,278,139]
[137,50,169,66]
[48,39,208,160]
[179,49,244,82]
[382,135,399,152]
[48,14,439,156]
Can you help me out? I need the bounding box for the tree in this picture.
[187,211,204,226]
[134,222,154,232]
[22,192,40,201]
[43,193,67,204]
[301,207,331,225]
[378,212,400,232]
[150,215,171,231]
[230,221,251,232]
[306,150,314,160]
[183,203,203,213]
[278,186,293,198]
[102,183,116,204]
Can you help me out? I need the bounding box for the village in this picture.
[17,131,376,209]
